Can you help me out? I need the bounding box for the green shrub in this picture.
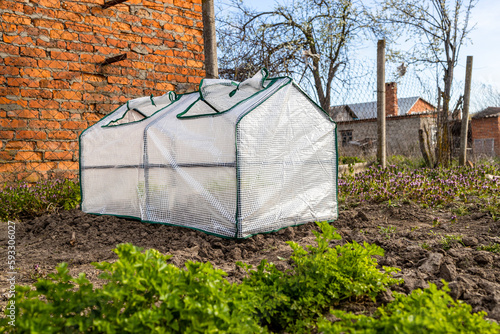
[318,282,500,333]
[0,244,265,334]
[239,221,401,333]
[0,179,80,221]
[340,156,365,165]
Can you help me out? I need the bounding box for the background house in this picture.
[471,107,500,157]
[330,82,437,157]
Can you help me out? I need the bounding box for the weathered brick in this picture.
[112,21,131,31]
[0,151,16,161]
[106,38,128,48]
[21,89,53,99]
[37,140,78,151]
[0,119,27,128]
[31,0,61,9]
[5,141,36,150]
[131,25,154,35]
[53,90,82,100]
[29,120,61,129]
[62,1,88,13]
[54,11,83,22]
[33,18,64,30]
[14,151,43,161]
[0,87,20,96]
[29,99,60,109]
[108,76,129,85]
[7,77,40,88]
[60,101,86,111]
[47,130,77,140]
[66,41,94,52]
[0,131,15,139]
[173,0,193,9]
[52,71,81,80]
[84,16,110,27]
[20,68,52,78]
[0,1,24,11]
[0,44,20,56]
[6,109,39,119]
[50,50,79,61]
[49,29,79,41]
[40,79,70,89]
[41,110,69,119]
[0,96,28,107]
[4,57,37,67]
[44,151,73,161]
[57,160,79,171]
[37,59,68,69]
[80,54,105,63]
[60,120,88,130]
[27,162,57,172]
[16,130,47,140]
[2,13,31,25]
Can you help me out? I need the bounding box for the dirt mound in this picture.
[1,202,500,321]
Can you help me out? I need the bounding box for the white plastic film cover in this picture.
[80,70,337,238]
[237,84,337,238]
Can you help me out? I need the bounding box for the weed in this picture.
[440,234,464,250]
[378,225,397,239]
[477,243,500,253]
[0,179,80,221]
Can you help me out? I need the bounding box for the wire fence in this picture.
[327,59,483,163]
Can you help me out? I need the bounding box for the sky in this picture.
[214,0,500,109]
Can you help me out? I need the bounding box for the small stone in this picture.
[462,236,478,247]
[439,262,457,282]
[448,281,465,299]
[419,252,444,275]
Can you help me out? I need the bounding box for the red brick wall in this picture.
[471,117,500,157]
[0,0,204,183]
[407,99,435,114]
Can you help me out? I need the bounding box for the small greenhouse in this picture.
[79,69,338,238]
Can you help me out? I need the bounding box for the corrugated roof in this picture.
[472,107,500,119]
[332,96,428,120]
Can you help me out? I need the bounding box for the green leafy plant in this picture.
[477,243,500,253]
[239,221,401,333]
[340,156,365,165]
[378,225,397,239]
[318,282,500,333]
[440,234,464,250]
[0,244,265,334]
[0,179,80,221]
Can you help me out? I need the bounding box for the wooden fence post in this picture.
[377,39,386,168]
[459,56,473,165]
[202,0,218,78]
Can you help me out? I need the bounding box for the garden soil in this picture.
[1,202,500,323]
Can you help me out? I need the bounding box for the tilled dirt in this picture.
[1,202,500,322]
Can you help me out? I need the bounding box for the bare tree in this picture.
[373,0,477,166]
[216,0,367,111]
